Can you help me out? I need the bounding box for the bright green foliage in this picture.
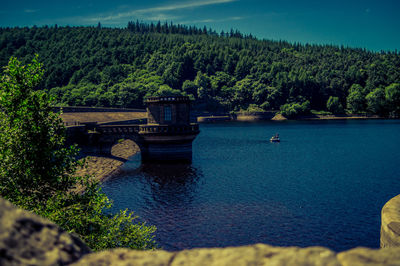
[385,83,400,115]
[280,101,310,118]
[149,84,184,97]
[182,80,198,98]
[366,87,386,115]
[240,104,265,113]
[1,25,400,115]
[0,55,80,207]
[37,180,157,250]
[326,96,343,114]
[311,110,332,115]
[0,56,156,251]
[346,84,366,114]
[195,71,212,100]
[233,77,256,109]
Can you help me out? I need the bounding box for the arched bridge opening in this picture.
[66,96,200,163]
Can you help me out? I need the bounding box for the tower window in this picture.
[164,106,172,121]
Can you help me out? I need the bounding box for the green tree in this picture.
[1,25,400,113]
[346,84,365,114]
[366,87,386,115]
[0,55,78,205]
[385,83,400,115]
[280,101,310,118]
[0,56,156,251]
[182,80,198,98]
[234,56,252,79]
[150,84,184,97]
[232,77,255,109]
[194,71,211,100]
[326,96,343,114]
[241,103,264,113]
[252,83,268,105]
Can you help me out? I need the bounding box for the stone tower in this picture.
[138,96,200,162]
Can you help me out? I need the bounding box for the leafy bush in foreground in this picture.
[0,56,156,251]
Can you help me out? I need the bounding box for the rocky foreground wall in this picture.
[381,194,400,248]
[0,197,90,265]
[1,197,400,266]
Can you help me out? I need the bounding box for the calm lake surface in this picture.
[102,120,400,252]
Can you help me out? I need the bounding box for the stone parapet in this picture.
[73,245,400,265]
[139,124,199,135]
[381,194,400,247]
[0,197,90,266]
[145,96,190,103]
[235,111,277,121]
[2,196,400,265]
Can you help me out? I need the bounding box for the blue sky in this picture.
[1,0,399,51]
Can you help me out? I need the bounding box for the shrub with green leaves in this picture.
[326,96,344,114]
[280,101,310,118]
[0,56,156,251]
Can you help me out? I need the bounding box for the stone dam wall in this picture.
[2,196,400,265]
[196,111,277,123]
[53,106,146,113]
[381,194,400,248]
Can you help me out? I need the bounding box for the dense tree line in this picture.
[1,22,399,116]
[127,20,248,38]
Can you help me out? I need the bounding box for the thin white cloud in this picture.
[24,9,39,13]
[135,0,237,13]
[82,0,238,23]
[146,14,182,22]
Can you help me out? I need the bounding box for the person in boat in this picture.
[270,133,280,141]
[271,133,279,139]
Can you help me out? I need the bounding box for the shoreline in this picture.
[75,139,140,186]
[197,113,391,122]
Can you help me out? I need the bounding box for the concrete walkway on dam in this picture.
[60,111,147,126]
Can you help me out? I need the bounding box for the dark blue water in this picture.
[102,120,400,251]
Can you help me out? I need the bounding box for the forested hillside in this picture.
[1,22,400,116]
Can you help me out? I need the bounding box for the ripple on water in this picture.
[102,120,400,251]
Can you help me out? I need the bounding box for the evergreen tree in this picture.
[0,24,399,115]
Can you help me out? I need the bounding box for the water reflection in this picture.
[102,160,204,250]
[139,163,202,206]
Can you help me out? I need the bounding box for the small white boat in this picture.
[270,133,280,142]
